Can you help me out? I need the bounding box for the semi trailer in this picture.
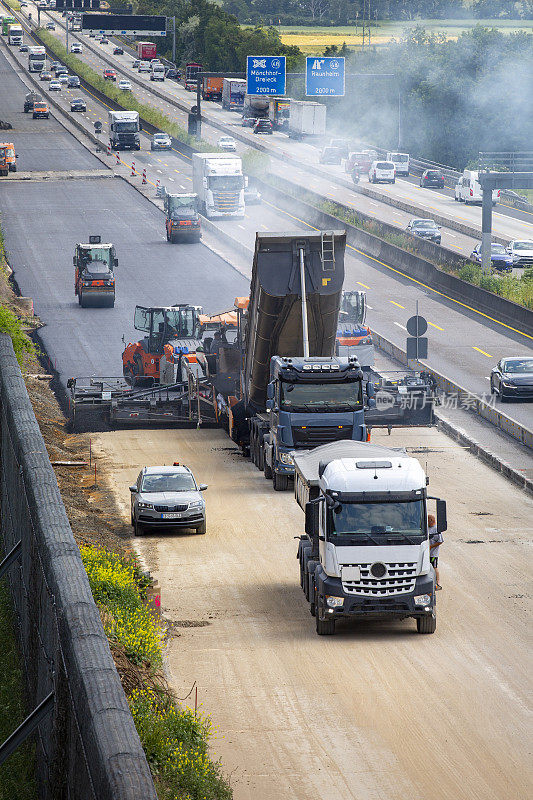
[294,439,447,635]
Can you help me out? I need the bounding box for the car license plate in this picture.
[161,512,181,519]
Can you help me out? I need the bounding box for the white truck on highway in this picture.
[108,110,140,151]
[288,100,326,139]
[28,46,46,72]
[294,440,446,635]
[8,24,23,46]
[192,153,246,218]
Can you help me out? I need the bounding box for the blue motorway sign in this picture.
[306,57,345,97]
[247,56,286,95]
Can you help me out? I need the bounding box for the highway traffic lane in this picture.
[0,46,102,172]
[94,424,533,800]
[0,177,248,383]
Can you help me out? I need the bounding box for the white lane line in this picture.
[369,201,378,206]
[366,305,373,310]
[393,322,408,331]
[447,233,457,238]
[238,224,246,230]
[168,177,174,181]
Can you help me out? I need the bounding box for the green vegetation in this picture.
[80,546,232,799]
[241,147,271,176]
[3,0,21,11]
[37,30,219,151]
[0,306,37,366]
[457,263,533,308]
[0,579,37,800]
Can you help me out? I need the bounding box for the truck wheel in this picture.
[263,457,272,480]
[316,613,335,635]
[196,520,206,535]
[416,614,436,634]
[273,472,288,491]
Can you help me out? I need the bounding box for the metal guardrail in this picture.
[0,335,156,798]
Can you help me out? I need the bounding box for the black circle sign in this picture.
[406,315,428,336]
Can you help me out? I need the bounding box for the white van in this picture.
[368,160,396,184]
[150,63,165,81]
[454,170,500,206]
[386,151,409,176]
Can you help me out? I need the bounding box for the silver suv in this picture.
[130,465,207,536]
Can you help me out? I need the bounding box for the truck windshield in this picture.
[115,121,138,132]
[209,176,244,191]
[281,381,362,411]
[80,247,112,266]
[329,500,424,537]
[156,308,199,338]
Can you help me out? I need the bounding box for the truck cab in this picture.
[164,193,202,243]
[108,111,140,151]
[295,441,447,635]
[0,142,17,172]
[74,235,116,308]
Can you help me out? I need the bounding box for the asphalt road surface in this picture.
[0,47,101,173]
[0,177,248,383]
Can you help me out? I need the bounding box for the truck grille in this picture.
[153,503,188,512]
[292,425,351,446]
[213,191,240,211]
[342,562,417,597]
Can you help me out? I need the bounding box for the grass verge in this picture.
[36,29,219,152]
[80,546,232,800]
[0,580,37,800]
[3,0,21,10]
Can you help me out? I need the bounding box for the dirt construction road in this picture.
[94,425,532,800]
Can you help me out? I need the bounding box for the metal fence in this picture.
[0,335,157,799]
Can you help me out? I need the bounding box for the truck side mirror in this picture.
[73,256,76,265]
[266,382,275,400]
[114,258,118,267]
[436,499,447,533]
[305,502,319,540]
[366,381,375,399]
[266,399,274,411]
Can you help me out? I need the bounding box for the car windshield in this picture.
[377,162,394,169]
[280,381,363,411]
[141,472,196,492]
[412,219,435,228]
[154,134,168,141]
[219,138,234,144]
[329,500,424,537]
[502,359,533,374]
[491,244,506,254]
[512,241,533,251]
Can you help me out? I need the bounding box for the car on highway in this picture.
[241,116,256,128]
[100,37,109,45]
[406,218,442,244]
[506,240,533,267]
[319,146,342,165]
[103,68,116,81]
[138,62,150,73]
[253,118,273,135]
[55,65,67,76]
[70,97,86,112]
[368,160,396,184]
[329,137,349,159]
[132,59,140,69]
[217,135,237,152]
[113,46,124,55]
[151,132,172,150]
[48,79,61,91]
[490,357,533,400]
[88,32,96,38]
[50,61,61,73]
[118,79,132,92]
[244,184,262,204]
[70,43,82,54]
[67,75,80,88]
[165,68,181,81]
[419,169,445,189]
[58,74,69,86]
[470,242,514,273]
[32,101,49,119]
[19,43,29,52]
[45,21,55,30]
[40,71,52,81]
[129,464,207,536]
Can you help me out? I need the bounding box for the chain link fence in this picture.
[0,335,157,799]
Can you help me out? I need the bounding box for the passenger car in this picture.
[118,79,132,92]
[319,146,342,165]
[241,116,256,128]
[70,97,86,112]
[48,79,61,91]
[490,357,533,400]
[165,68,181,81]
[368,160,395,183]
[506,240,533,267]
[45,21,55,30]
[58,74,69,85]
[253,118,272,135]
[151,132,172,150]
[103,69,116,81]
[470,243,513,273]
[100,37,109,45]
[132,59,140,69]
[217,136,237,152]
[113,46,124,55]
[244,185,262,204]
[19,44,29,52]
[329,138,349,159]
[40,71,52,81]
[420,169,445,189]
[130,465,207,535]
[70,43,82,53]
[67,75,80,88]
[406,218,441,244]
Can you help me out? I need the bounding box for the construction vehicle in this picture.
[24,91,42,113]
[336,290,373,358]
[73,236,116,308]
[0,145,9,177]
[294,439,446,635]
[0,142,17,172]
[164,193,201,243]
[192,153,246,218]
[121,305,202,385]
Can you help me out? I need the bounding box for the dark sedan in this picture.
[70,98,86,112]
[319,146,342,165]
[406,218,441,244]
[470,242,514,273]
[420,169,445,188]
[113,46,124,55]
[490,357,533,400]
[253,119,272,135]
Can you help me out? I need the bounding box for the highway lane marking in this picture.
[447,233,457,238]
[428,321,444,331]
[345,243,533,341]
[390,301,405,309]
[263,200,317,231]
[238,224,246,230]
[394,322,408,331]
[473,347,493,358]
[357,282,371,289]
